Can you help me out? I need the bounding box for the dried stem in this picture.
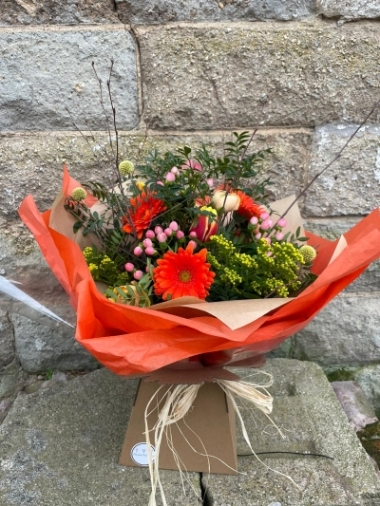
[92,61,115,161]
[273,97,380,225]
[106,59,120,179]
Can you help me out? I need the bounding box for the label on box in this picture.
[130,443,156,466]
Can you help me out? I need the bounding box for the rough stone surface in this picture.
[138,22,380,130]
[0,0,120,25]
[0,28,138,131]
[305,218,380,293]
[0,360,24,400]
[304,125,380,217]
[116,0,316,24]
[0,308,14,369]
[331,381,378,432]
[0,368,200,505]
[318,0,380,20]
[291,295,380,367]
[10,312,98,373]
[0,129,310,224]
[355,366,380,417]
[204,359,380,505]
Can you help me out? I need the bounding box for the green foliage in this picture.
[135,131,273,229]
[105,275,152,308]
[44,369,53,381]
[207,235,313,301]
[83,247,130,286]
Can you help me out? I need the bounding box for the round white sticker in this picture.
[131,443,156,466]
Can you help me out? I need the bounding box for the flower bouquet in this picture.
[19,131,380,502]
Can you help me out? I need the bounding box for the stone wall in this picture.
[0,1,379,398]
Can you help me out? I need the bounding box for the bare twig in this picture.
[273,97,380,225]
[92,61,115,161]
[106,59,120,177]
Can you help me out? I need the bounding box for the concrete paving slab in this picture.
[203,359,380,505]
[1,359,379,506]
[0,368,200,506]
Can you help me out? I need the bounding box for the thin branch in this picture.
[106,59,120,178]
[273,97,380,225]
[92,61,115,160]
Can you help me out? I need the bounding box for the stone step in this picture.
[0,359,379,506]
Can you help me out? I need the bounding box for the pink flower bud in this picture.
[157,233,167,243]
[260,220,272,231]
[143,238,153,248]
[155,226,163,234]
[182,160,202,171]
[275,232,284,241]
[188,240,197,249]
[134,270,143,280]
[266,251,273,257]
[156,181,164,186]
[189,231,198,239]
[145,246,155,256]
[206,178,214,187]
[255,233,262,240]
[145,230,155,239]
[260,212,269,220]
[165,172,176,182]
[264,238,271,245]
[169,221,179,231]
[164,228,173,237]
[250,216,258,225]
[124,262,134,272]
[133,246,143,256]
[171,166,179,174]
[277,218,286,228]
[176,230,185,239]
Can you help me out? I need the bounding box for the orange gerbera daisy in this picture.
[122,192,166,239]
[153,244,215,300]
[235,190,262,221]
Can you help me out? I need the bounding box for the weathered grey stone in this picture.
[331,381,377,432]
[204,359,380,505]
[0,399,12,424]
[291,295,380,367]
[0,368,200,505]
[0,0,120,25]
[0,27,138,131]
[0,360,24,400]
[116,0,316,24]
[305,218,380,293]
[318,0,380,20]
[304,125,380,217]
[0,129,310,224]
[0,309,14,369]
[137,22,380,130]
[10,311,98,373]
[355,366,380,417]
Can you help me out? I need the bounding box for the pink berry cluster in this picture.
[249,212,287,243]
[125,221,187,274]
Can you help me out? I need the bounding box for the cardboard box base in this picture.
[119,380,237,475]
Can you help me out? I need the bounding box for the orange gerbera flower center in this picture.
[179,270,192,283]
[153,244,215,300]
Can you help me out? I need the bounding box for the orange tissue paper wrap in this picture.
[18,168,380,377]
